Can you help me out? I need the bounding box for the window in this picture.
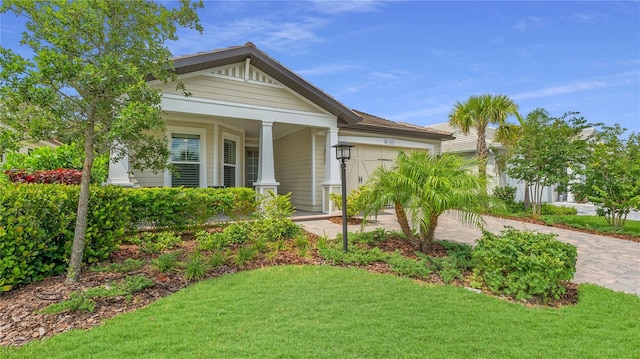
[245,148,259,187]
[223,139,237,187]
[170,133,200,188]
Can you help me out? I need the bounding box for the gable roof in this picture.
[346,111,455,141]
[169,42,361,125]
[166,42,454,141]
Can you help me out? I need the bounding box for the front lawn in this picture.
[540,215,640,238]
[2,266,638,358]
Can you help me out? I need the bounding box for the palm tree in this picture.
[357,151,491,252]
[448,94,521,193]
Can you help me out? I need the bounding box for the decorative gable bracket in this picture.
[207,58,279,86]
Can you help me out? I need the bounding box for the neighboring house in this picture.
[0,123,61,163]
[424,122,561,203]
[107,43,454,213]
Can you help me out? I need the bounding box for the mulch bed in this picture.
[0,231,579,348]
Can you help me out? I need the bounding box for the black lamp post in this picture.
[332,142,354,252]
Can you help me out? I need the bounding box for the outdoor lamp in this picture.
[333,142,353,161]
[332,142,354,252]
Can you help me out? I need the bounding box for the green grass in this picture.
[541,215,640,237]
[3,266,639,358]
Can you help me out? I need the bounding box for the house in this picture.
[424,122,559,203]
[0,122,61,163]
[107,43,454,213]
[425,122,595,203]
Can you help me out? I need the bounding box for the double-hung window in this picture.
[170,133,201,188]
[223,139,237,187]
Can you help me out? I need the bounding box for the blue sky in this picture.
[2,1,639,134]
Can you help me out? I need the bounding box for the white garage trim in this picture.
[339,136,435,151]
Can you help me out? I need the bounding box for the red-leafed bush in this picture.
[5,168,82,185]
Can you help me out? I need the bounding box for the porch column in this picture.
[106,148,134,187]
[254,120,279,196]
[321,127,341,214]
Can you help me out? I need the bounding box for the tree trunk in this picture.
[66,122,95,283]
[476,128,488,194]
[419,214,439,253]
[394,201,418,245]
[524,182,531,210]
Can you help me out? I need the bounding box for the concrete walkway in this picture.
[297,211,640,296]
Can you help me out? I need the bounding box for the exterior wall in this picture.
[313,131,326,212]
[339,132,439,192]
[216,124,244,187]
[156,71,320,114]
[132,116,217,188]
[274,127,314,211]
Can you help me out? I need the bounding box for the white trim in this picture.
[339,135,435,151]
[222,132,241,187]
[164,125,207,188]
[161,93,336,127]
[213,123,219,186]
[311,131,316,206]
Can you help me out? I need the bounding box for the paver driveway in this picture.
[297,211,640,296]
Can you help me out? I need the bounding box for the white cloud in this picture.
[297,62,361,76]
[513,80,610,100]
[570,12,608,23]
[513,71,639,101]
[309,0,386,14]
[514,16,546,31]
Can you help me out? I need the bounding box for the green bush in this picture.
[138,232,183,254]
[540,203,578,215]
[492,185,517,205]
[252,218,301,242]
[255,191,295,219]
[125,187,257,229]
[330,189,363,219]
[0,184,129,292]
[471,228,577,301]
[1,143,109,184]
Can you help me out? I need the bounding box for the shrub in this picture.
[5,168,83,185]
[471,228,577,301]
[253,218,301,242]
[0,184,129,292]
[1,143,109,184]
[222,222,253,244]
[330,189,363,219]
[255,191,295,219]
[492,185,517,205]
[540,203,578,216]
[195,230,229,251]
[125,187,257,229]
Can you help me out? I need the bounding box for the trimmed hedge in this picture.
[0,184,129,292]
[0,184,257,292]
[471,227,577,301]
[125,187,257,229]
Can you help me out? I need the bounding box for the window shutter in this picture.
[172,164,200,188]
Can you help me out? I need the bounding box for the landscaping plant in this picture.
[357,150,492,252]
[471,227,577,301]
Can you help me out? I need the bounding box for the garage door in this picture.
[345,145,398,192]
